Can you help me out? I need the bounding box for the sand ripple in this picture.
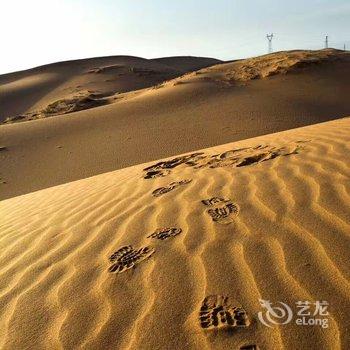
[0,118,349,349]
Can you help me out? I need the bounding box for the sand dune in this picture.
[1,118,349,349]
[0,55,220,123]
[1,49,350,199]
[1,49,346,124]
[195,48,346,82]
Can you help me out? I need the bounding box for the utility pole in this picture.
[266,33,274,54]
[344,44,346,51]
[325,35,328,49]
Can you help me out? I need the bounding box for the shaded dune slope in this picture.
[1,118,349,349]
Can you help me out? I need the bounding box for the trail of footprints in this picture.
[107,141,306,343]
[107,180,247,336]
[142,141,308,179]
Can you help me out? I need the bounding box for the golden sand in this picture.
[1,118,349,349]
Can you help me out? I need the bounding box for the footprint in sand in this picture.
[152,179,192,197]
[108,245,155,273]
[144,169,171,179]
[147,227,182,240]
[202,197,239,224]
[143,153,205,179]
[199,295,250,330]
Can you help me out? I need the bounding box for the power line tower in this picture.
[325,35,328,49]
[266,33,274,53]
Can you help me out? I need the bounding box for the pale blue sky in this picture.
[1,0,349,74]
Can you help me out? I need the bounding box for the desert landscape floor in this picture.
[1,117,349,350]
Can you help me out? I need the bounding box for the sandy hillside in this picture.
[1,49,350,199]
[1,117,349,350]
[0,55,220,123]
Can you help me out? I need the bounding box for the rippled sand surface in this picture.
[1,118,349,349]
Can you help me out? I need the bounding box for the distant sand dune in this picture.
[1,49,346,124]
[1,118,349,349]
[206,48,345,82]
[0,55,220,123]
